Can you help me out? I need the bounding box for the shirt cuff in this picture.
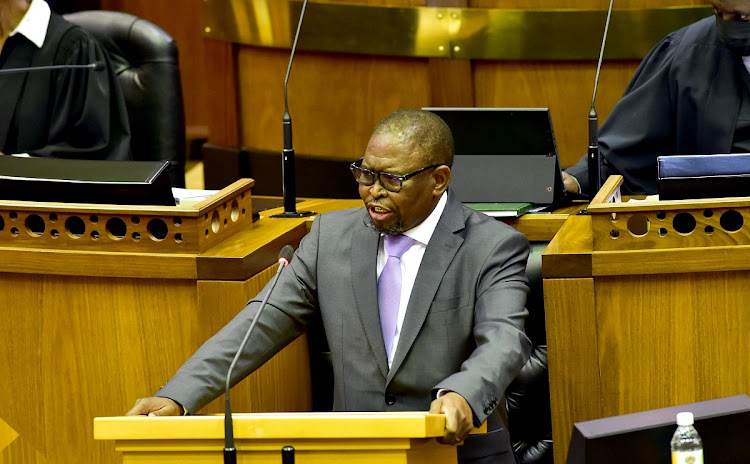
[436,388,452,398]
[570,174,582,193]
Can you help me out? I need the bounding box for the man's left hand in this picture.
[429,391,473,445]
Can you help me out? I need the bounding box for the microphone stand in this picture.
[587,0,614,199]
[223,246,294,463]
[282,446,295,464]
[272,0,313,218]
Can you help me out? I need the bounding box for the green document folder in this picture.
[464,202,535,218]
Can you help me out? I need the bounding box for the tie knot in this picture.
[385,234,415,258]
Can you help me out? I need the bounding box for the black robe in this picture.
[0,12,131,160]
[567,16,745,195]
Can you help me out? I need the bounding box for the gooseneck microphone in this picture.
[271,0,313,218]
[0,62,105,75]
[223,245,296,464]
[587,0,615,198]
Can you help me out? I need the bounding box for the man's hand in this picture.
[429,392,474,445]
[562,171,580,193]
[126,397,183,416]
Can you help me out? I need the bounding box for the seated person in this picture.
[564,0,750,195]
[0,0,130,159]
[127,109,532,464]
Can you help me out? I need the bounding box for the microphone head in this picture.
[278,245,295,266]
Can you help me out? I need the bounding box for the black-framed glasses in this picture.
[350,158,440,193]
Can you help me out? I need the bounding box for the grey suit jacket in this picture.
[158,191,531,463]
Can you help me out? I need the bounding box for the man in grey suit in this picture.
[128,109,531,464]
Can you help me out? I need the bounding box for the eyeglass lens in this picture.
[352,166,402,191]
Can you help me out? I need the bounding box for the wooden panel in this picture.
[0,274,196,463]
[204,39,240,147]
[595,271,750,418]
[238,47,432,160]
[591,246,750,277]
[196,270,313,415]
[474,60,637,168]
[100,0,712,168]
[0,202,312,463]
[544,277,601,464]
[0,435,45,464]
[428,58,475,107]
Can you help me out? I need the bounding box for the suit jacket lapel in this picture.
[351,210,389,379]
[0,38,35,150]
[387,192,466,382]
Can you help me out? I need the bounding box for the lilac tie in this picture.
[378,234,415,360]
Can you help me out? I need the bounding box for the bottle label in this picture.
[672,450,703,464]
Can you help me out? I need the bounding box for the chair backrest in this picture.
[64,11,186,187]
[506,241,553,464]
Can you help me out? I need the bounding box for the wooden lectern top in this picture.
[94,413,486,464]
[94,412,487,440]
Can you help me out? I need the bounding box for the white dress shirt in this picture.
[376,192,447,369]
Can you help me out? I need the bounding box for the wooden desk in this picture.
[0,181,312,463]
[0,186,575,463]
[543,176,750,463]
[259,197,580,242]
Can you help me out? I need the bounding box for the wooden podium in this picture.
[543,175,750,463]
[0,180,314,463]
[94,412,470,464]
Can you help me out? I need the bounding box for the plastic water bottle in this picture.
[670,411,703,464]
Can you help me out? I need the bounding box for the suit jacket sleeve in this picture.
[155,217,325,414]
[434,228,531,426]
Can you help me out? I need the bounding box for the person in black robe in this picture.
[0,0,130,160]
[565,0,750,195]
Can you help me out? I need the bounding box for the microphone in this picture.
[587,0,614,198]
[271,0,313,218]
[223,245,295,464]
[0,62,105,75]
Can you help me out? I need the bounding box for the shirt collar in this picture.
[10,0,51,49]
[401,192,448,246]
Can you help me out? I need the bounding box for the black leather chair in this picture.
[64,11,186,188]
[506,242,553,464]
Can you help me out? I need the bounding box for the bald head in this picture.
[371,109,454,168]
[713,0,750,20]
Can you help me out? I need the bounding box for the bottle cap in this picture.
[676,412,694,426]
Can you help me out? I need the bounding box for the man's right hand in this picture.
[561,171,581,193]
[126,397,183,416]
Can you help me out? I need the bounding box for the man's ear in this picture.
[433,165,451,195]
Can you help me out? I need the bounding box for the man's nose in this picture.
[369,178,388,198]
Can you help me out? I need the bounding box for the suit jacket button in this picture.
[385,395,396,405]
